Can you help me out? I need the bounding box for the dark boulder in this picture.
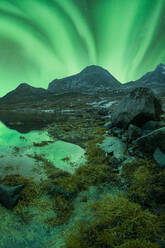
[153,147,165,167]
[134,127,165,154]
[111,87,162,129]
[127,124,142,141]
[0,183,24,209]
[141,120,164,132]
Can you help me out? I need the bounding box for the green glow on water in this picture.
[0,0,165,96]
[0,122,85,177]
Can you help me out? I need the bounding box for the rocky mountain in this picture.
[0,83,49,104]
[48,65,122,94]
[122,64,165,95]
[0,64,165,107]
[137,63,165,85]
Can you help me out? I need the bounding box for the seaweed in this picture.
[63,194,163,248]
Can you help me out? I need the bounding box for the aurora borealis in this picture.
[0,0,165,97]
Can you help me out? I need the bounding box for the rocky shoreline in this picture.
[1,61,165,247]
[0,86,165,247]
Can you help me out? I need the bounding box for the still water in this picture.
[0,121,86,181]
[0,121,86,248]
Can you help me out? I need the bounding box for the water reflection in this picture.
[0,121,86,247]
[0,121,86,182]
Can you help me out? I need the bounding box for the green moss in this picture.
[63,194,162,248]
[2,174,42,223]
[86,136,109,165]
[51,174,79,195]
[127,166,155,206]
[2,174,41,205]
[44,135,120,203]
[33,140,54,146]
[122,159,157,183]
[29,153,59,180]
[93,127,106,136]
[13,146,20,153]
[61,156,70,162]
[122,159,165,207]
[75,163,118,191]
[52,162,119,196]
[116,239,159,248]
[44,195,74,227]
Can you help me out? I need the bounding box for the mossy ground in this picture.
[122,159,165,208]
[1,174,42,223]
[62,194,163,248]
[1,113,165,247]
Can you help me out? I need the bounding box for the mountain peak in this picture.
[157,63,165,68]
[16,83,33,91]
[17,82,31,88]
[155,63,165,72]
[81,65,110,74]
[48,65,121,94]
[0,82,47,104]
[122,63,165,96]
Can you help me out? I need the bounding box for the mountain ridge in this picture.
[0,63,165,104]
[123,63,165,88]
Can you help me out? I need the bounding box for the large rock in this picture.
[111,87,162,129]
[0,183,24,209]
[134,127,165,153]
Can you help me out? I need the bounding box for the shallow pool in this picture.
[0,121,86,181]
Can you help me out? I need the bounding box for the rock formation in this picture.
[0,183,24,209]
[111,87,162,129]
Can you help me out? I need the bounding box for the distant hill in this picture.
[48,65,122,94]
[0,83,48,104]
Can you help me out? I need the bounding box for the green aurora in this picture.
[0,0,165,97]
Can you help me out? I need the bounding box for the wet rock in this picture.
[134,127,165,153]
[0,183,24,209]
[98,136,127,161]
[127,124,142,141]
[141,120,164,132]
[111,87,162,129]
[153,147,165,167]
[111,127,123,136]
[104,121,112,128]
[122,155,137,165]
[121,135,128,142]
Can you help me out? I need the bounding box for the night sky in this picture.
[0,0,165,97]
